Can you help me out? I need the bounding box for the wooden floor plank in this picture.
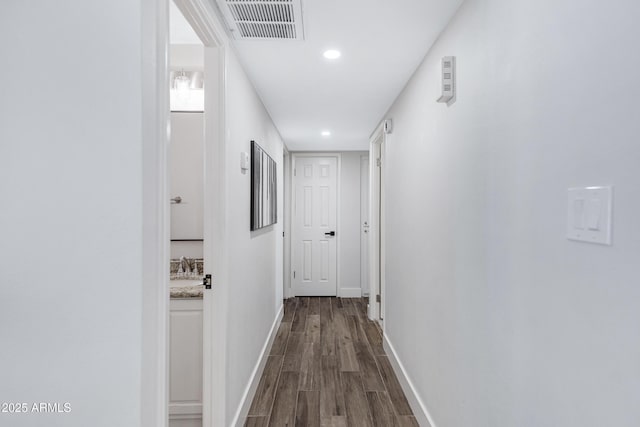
[353,298,369,321]
[320,325,336,357]
[340,298,356,316]
[320,416,348,427]
[320,299,336,356]
[305,315,321,343]
[308,297,321,316]
[319,356,346,417]
[337,339,359,372]
[248,355,283,416]
[366,392,398,427]
[283,298,298,322]
[354,341,385,391]
[283,332,305,372]
[245,416,269,427]
[295,390,320,427]
[319,297,333,320]
[333,311,352,344]
[363,321,384,355]
[347,315,367,343]
[292,297,310,333]
[268,372,299,427]
[397,416,421,427]
[270,321,292,356]
[335,310,358,372]
[342,372,373,427]
[376,356,413,416]
[299,342,321,391]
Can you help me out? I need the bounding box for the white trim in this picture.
[283,151,292,299]
[290,152,342,297]
[231,305,284,427]
[383,334,436,427]
[170,403,203,416]
[359,155,370,296]
[174,0,226,46]
[339,288,363,298]
[379,135,386,322]
[141,0,170,425]
[203,44,228,427]
[368,123,385,322]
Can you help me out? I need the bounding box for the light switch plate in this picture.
[567,186,612,245]
[240,151,249,174]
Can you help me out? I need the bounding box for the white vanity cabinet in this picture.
[169,297,203,427]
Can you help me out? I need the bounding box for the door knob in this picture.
[324,231,336,236]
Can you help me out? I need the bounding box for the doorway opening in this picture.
[167,1,227,426]
[369,125,386,323]
[290,154,341,297]
[167,3,205,425]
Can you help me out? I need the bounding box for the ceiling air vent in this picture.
[217,0,304,40]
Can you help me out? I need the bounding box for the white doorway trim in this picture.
[289,153,342,297]
[360,154,370,296]
[174,2,229,426]
[141,0,170,425]
[368,124,386,322]
[283,150,292,299]
[142,0,229,426]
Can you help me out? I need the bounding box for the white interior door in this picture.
[292,156,338,296]
[360,156,370,295]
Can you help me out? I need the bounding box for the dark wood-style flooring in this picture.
[245,297,419,427]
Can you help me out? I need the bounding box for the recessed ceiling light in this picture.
[323,49,341,60]
[321,130,331,137]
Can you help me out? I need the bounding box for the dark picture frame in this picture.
[250,141,277,230]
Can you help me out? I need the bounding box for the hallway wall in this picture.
[224,49,285,423]
[339,152,368,296]
[0,1,144,426]
[380,0,640,426]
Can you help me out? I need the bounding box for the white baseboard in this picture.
[231,304,284,427]
[339,287,362,298]
[383,334,437,427]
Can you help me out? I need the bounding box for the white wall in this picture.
[223,49,285,422]
[339,152,368,297]
[170,44,203,69]
[170,112,204,259]
[381,0,640,426]
[0,1,143,426]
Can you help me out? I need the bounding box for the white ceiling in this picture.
[225,0,464,151]
[171,0,464,151]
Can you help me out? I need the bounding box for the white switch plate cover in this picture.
[240,151,249,174]
[567,186,612,245]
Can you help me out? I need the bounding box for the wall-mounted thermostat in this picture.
[437,56,456,104]
[240,151,249,174]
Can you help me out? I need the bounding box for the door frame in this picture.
[289,153,342,297]
[141,0,228,425]
[283,150,292,298]
[360,154,370,296]
[368,124,386,322]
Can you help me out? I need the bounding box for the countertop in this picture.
[170,279,204,299]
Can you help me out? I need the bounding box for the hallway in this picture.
[245,297,418,427]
